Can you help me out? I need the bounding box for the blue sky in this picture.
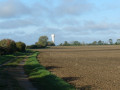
[0,0,120,45]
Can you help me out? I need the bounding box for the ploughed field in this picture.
[35,46,120,90]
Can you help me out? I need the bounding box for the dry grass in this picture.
[35,45,120,90]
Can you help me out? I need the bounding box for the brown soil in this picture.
[35,46,120,90]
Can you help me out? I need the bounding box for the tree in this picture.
[98,40,104,45]
[16,42,26,52]
[116,39,120,45]
[92,41,97,45]
[0,46,5,55]
[72,41,81,46]
[37,36,48,47]
[63,41,70,46]
[59,43,63,46]
[47,41,55,46]
[0,39,16,54]
[109,39,113,45]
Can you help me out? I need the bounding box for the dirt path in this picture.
[7,59,38,90]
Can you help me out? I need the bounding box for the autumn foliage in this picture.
[0,39,26,55]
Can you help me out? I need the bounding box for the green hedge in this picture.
[0,39,16,54]
[0,39,26,55]
[16,42,26,52]
[0,46,5,55]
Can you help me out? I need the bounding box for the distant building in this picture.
[51,34,55,43]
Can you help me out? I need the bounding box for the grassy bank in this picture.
[24,52,75,90]
[0,51,28,65]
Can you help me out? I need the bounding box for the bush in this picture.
[26,45,38,49]
[0,46,5,55]
[26,44,43,49]
[47,41,55,46]
[16,42,26,52]
[0,39,16,54]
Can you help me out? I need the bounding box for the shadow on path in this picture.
[7,59,38,90]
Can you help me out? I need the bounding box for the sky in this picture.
[0,0,120,45]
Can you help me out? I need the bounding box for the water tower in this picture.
[51,34,55,43]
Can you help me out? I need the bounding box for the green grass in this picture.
[0,51,26,65]
[6,57,24,66]
[0,55,15,65]
[0,50,32,66]
[24,52,76,90]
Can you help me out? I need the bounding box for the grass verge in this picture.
[0,55,15,65]
[24,51,76,90]
[0,51,29,65]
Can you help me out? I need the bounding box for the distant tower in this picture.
[51,34,55,43]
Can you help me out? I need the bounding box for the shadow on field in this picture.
[62,77,92,90]
[45,66,62,70]
[24,63,76,90]
[62,77,80,82]
[2,63,93,90]
[77,85,92,90]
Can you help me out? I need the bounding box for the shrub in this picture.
[0,46,5,55]
[26,45,38,49]
[16,42,26,52]
[26,44,43,49]
[0,39,16,54]
[47,41,55,46]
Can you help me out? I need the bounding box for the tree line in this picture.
[0,39,26,55]
[59,39,120,46]
[0,36,55,55]
[27,36,55,49]
[1,36,119,55]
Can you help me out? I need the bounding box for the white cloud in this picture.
[0,0,120,44]
[84,21,120,31]
[0,18,42,29]
[0,0,30,18]
[51,0,94,17]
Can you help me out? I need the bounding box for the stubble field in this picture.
[35,46,120,90]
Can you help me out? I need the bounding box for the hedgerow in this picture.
[16,42,26,52]
[0,39,16,54]
[0,39,26,55]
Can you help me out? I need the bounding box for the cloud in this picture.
[0,0,120,45]
[53,0,94,17]
[0,0,95,29]
[62,21,120,33]
[0,18,42,29]
[0,0,30,18]
[84,21,120,31]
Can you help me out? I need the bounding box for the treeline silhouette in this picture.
[59,39,120,46]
